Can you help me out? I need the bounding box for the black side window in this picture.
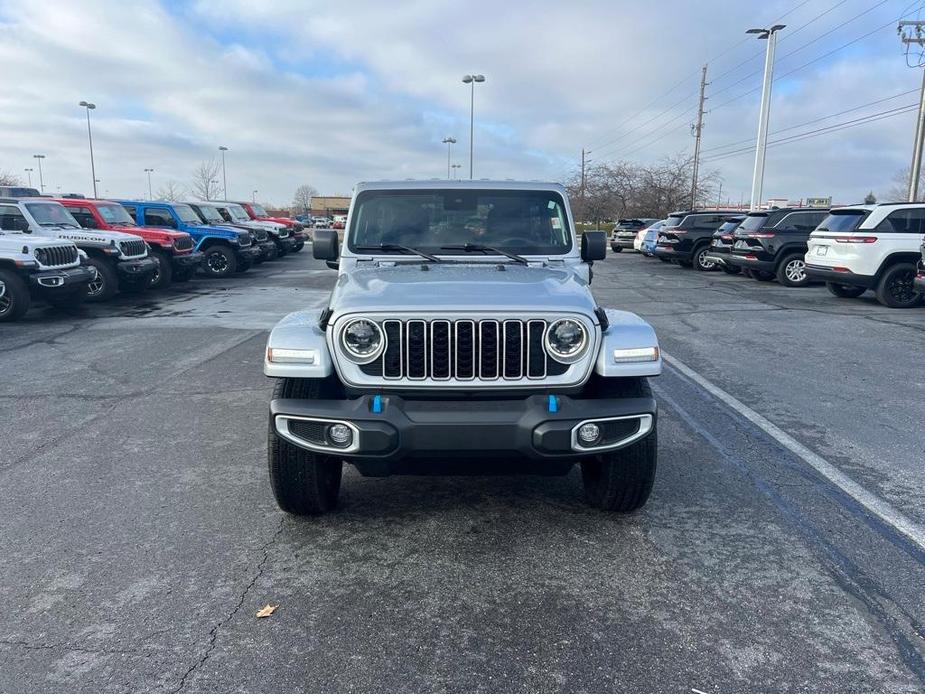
[122,205,137,219]
[777,212,827,232]
[144,207,174,226]
[0,206,29,231]
[875,208,925,234]
[69,207,98,228]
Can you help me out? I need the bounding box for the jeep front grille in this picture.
[119,240,147,258]
[252,228,268,242]
[238,232,252,247]
[35,245,78,268]
[359,319,568,382]
[174,236,193,251]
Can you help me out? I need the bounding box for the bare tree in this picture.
[155,180,187,201]
[190,159,222,201]
[292,184,318,214]
[885,168,921,202]
[0,171,21,186]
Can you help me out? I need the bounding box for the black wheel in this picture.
[45,289,86,310]
[776,252,810,287]
[753,270,774,282]
[611,246,623,253]
[274,239,290,257]
[0,269,30,322]
[84,258,118,302]
[263,244,279,261]
[292,240,305,253]
[201,246,237,278]
[875,262,923,308]
[721,265,741,275]
[693,245,717,272]
[826,282,865,298]
[580,378,657,513]
[268,378,343,515]
[149,249,173,289]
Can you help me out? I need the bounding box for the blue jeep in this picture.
[116,200,261,278]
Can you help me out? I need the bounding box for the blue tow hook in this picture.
[547,394,558,413]
[371,394,383,413]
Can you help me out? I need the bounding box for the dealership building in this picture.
[311,196,351,217]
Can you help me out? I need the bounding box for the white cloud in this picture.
[0,0,920,205]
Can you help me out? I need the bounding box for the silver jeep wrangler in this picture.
[264,181,661,514]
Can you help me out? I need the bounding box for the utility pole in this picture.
[33,155,46,192]
[462,74,485,179]
[747,25,785,211]
[144,168,154,199]
[79,101,98,198]
[218,146,229,200]
[690,64,709,210]
[24,168,33,187]
[716,181,723,208]
[899,21,925,201]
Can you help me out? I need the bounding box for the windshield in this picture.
[739,214,769,231]
[173,204,202,224]
[227,204,251,222]
[817,210,869,232]
[251,204,268,217]
[196,204,225,223]
[348,189,572,256]
[25,202,80,227]
[97,204,135,225]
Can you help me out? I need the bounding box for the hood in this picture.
[52,228,143,244]
[111,224,185,242]
[330,262,597,317]
[263,216,296,226]
[191,223,239,237]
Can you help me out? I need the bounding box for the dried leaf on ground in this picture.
[256,604,278,618]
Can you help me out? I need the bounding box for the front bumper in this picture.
[28,266,95,292]
[116,256,158,283]
[171,250,204,269]
[270,392,657,466]
[256,241,277,260]
[235,246,263,264]
[805,264,876,289]
[273,236,297,252]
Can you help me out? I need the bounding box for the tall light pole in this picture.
[898,21,925,201]
[252,189,258,204]
[218,146,229,200]
[747,25,784,211]
[24,168,33,187]
[441,136,457,179]
[79,101,98,198]
[33,155,45,192]
[451,163,462,180]
[144,168,154,199]
[461,74,485,179]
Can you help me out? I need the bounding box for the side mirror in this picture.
[581,231,607,262]
[313,229,339,261]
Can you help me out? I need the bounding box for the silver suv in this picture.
[263,181,662,515]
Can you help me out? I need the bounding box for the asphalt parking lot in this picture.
[1,250,924,693]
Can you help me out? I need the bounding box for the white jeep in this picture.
[263,181,662,515]
[806,203,925,308]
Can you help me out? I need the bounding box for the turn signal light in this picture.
[267,347,317,364]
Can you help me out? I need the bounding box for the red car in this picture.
[57,198,203,289]
[236,201,306,252]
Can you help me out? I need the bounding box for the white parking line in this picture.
[661,351,925,552]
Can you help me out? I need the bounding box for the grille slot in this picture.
[358,318,573,383]
[119,240,146,257]
[174,236,193,251]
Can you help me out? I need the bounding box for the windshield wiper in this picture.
[355,243,442,263]
[440,243,528,265]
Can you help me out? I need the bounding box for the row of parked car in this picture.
[0,188,311,322]
[610,202,925,309]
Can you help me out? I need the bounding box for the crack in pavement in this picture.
[168,515,287,694]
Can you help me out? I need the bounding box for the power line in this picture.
[701,88,919,155]
[701,103,919,163]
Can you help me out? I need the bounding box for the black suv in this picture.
[702,216,745,274]
[652,210,739,270]
[726,208,829,286]
[610,218,658,252]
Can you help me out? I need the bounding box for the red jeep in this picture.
[57,198,203,289]
[237,201,306,252]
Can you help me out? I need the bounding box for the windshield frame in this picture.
[346,188,574,258]
[97,203,136,226]
[24,201,81,228]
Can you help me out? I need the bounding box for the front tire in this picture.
[611,246,623,253]
[149,249,173,290]
[721,265,741,275]
[579,378,657,513]
[201,245,237,278]
[84,258,118,302]
[267,378,343,515]
[826,282,866,298]
[875,262,922,308]
[693,245,716,271]
[776,253,810,287]
[0,270,30,322]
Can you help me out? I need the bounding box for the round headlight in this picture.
[341,319,384,362]
[545,319,588,363]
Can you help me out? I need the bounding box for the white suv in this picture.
[805,203,925,308]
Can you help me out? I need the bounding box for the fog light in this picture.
[327,423,353,448]
[577,422,600,446]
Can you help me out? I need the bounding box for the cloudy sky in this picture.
[0,0,922,206]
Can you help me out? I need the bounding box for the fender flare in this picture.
[264,309,335,378]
